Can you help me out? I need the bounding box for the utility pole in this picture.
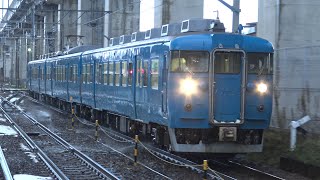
[31,5,36,62]
[217,0,241,33]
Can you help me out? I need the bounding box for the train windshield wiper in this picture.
[257,62,266,76]
[185,67,194,76]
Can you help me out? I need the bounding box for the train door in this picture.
[210,50,246,124]
[133,55,141,119]
[51,63,54,96]
[161,54,168,116]
[66,63,70,101]
[44,62,47,94]
[38,65,41,93]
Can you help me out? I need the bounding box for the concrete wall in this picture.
[258,0,320,132]
[77,0,104,47]
[154,0,204,28]
[104,0,140,45]
[57,0,78,50]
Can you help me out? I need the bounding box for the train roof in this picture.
[29,19,273,65]
[170,33,274,52]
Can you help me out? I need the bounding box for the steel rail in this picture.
[0,104,68,180]
[1,97,120,180]
[18,94,235,179]
[0,146,13,180]
[97,125,235,180]
[228,160,286,180]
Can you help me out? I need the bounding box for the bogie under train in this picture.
[28,19,274,154]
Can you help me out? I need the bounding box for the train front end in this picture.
[167,33,274,153]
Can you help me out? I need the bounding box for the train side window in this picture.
[57,66,60,81]
[103,63,108,85]
[115,62,120,86]
[151,59,159,90]
[52,66,54,80]
[87,64,92,83]
[82,64,86,84]
[40,67,44,80]
[142,60,148,87]
[109,61,114,86]
[47,66,50,80]
[73,65,77,82]
[64,65,67,82]
[69,66,73,82]
[57,66,59,81]
[128,62,133,86]
[136,59,141,87]
[122,61,127,87]
[96,63,101,84]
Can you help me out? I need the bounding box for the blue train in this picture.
[27,19,273,154]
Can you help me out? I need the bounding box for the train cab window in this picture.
[122,61,127,87]
[151,59,159,90]
[128,62,133,86]
[115,62,120,86]
[170,51,209,72]
[247,53,273,75]
[109,62,114,86]
[214,52,241,74]
[141,60,148,87]
[103,63,108,85]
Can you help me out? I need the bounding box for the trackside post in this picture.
[95,120,99,141]
[203,160,208,180]
[134,135,138,165]
[71,106,75,129]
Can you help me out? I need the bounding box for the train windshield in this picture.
[247,53,273,75]
[170,51,209,73]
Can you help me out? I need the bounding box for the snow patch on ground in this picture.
[0,117,7,122]
[0,125,17,136]
[20,143,30,151]
[9,97,19,103]
[13,174,53,180]
[19,143,39,163]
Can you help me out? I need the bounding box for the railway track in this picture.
[208,158,286,179]
[0,95,119,180]
[17,93,234,179]
[7,92,289,179]
[1,93,193,179]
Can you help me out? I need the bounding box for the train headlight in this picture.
[257,82,268,93]
[179,78,198,96]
